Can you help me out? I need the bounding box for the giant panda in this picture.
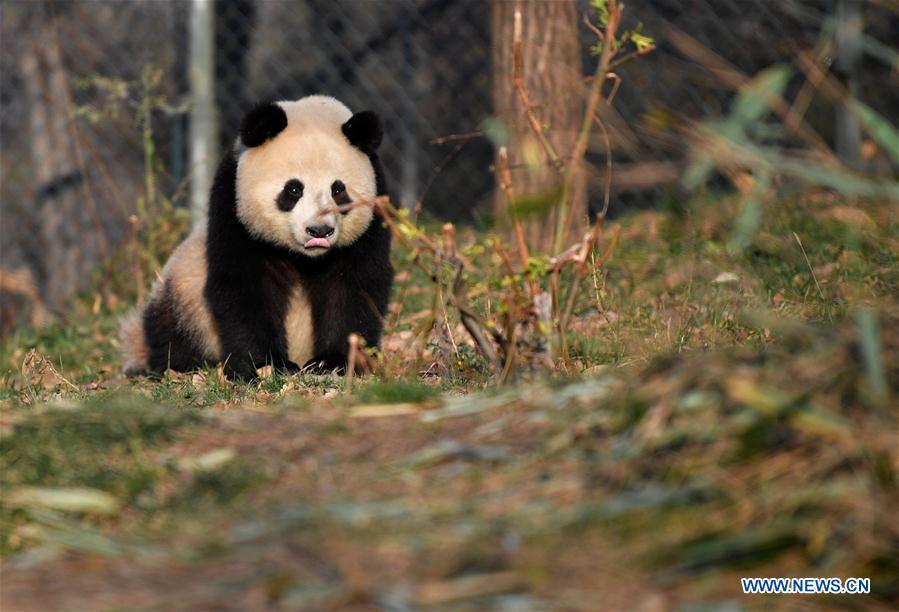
[120,95,393,380]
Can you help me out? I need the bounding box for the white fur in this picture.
[284,283,315,366]
[120,229,221,372]
[235,96,376,257]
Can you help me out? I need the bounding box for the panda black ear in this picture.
[240,102,288,148]
[342,111,383,154]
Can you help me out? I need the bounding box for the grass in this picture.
[0,192,897,609]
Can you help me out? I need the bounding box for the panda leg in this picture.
[143,283,208,375]
[221,352,261,381]
[218,329,293,381]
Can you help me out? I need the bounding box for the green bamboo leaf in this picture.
[480,117,509,147]
[856,309,889,404]
[507,185,563,220]
[731,65,790,128]
[673,525,800,572]
[851,100,899,163]
[727,169,771,254]
[776,156,899,199]
[591,0,610,24]
[792,405,853,440]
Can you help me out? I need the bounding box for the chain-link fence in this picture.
[1,0,896,322]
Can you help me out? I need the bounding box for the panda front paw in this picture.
[223,357,259,382]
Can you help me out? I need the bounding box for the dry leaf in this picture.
[177,448,236,472]
[21,350,77,390]
[414,572,522,606]
[350,403,421,418]
[191,373,207,390]
[712,272,739,285]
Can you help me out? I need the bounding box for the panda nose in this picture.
[306,224,335,239]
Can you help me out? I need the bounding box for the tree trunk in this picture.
[20,21,107,311]
[491,0,586,254]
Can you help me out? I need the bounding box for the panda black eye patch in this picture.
[277,179,304,211]
[331,180,351,212]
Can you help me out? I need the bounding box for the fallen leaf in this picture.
[820,205,875,229]
[414,572,522,606]
[7,486,120,515]
[177,448,237,472]
[404,439,509,467]
[350,403,421,418]
[190,373,207,390]
[712,272,740,285]
[21,350,77,390]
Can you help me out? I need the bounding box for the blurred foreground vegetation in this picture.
[1,191,897,609]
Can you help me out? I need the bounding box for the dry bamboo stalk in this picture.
[346,333,359,392]
[497,147,531,273]
[442,223,456,260]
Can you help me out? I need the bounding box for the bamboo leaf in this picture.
[851,100,899,163]
[727,169,771,254]
[731,65,790,129]
[856,309,889,404]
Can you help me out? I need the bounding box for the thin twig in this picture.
[784,40,832,131]
[588,225,620,274]
[608,44,657,71]
[553,0,622,255]
[792,231,825,302]
[346,333,359,392]
[582,14,604,41]
[592,112,614,219]
[604,72,622,105]
[665,24,837,163]
[559,223,603,335]
[557,224,620,359]
[498,146,537,296]
[416,134,477,217]
[429,130,483,145]
[318,194,388,218]
[450,263,501,371]
[386,268,414,337]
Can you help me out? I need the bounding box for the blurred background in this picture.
[0,0,896,323]
[1,4,898,608]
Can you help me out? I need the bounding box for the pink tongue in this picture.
[304,237,331,249]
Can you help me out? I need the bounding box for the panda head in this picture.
[235,95,383,257]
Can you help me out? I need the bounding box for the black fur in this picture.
[341,111,382,155]
[140,106,392,381]
[144,282,208,374]
[276,179,303,212]
[201,120,392,380]
[240,102,288,148]
[332,180,351,213]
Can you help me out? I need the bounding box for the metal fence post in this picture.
[189,0,217,225]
